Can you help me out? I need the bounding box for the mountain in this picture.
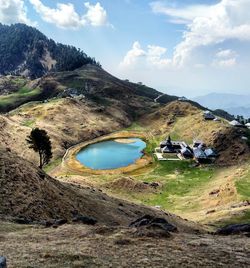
[0,64,178,113]
[2,145,249,268]
[226,106,250,119]
[0,23,99,79]
[1,146,197,228]
[193,93,250,118]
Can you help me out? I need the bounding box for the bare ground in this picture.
[0,223,249,268]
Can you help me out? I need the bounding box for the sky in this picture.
[0,0,250,97]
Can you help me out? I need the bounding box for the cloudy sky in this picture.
[0,0,250,97]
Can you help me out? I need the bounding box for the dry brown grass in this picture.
[0,147,203,233]
[0,223,249,268]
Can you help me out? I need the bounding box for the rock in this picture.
[209,189,220,196]
[150,217,178,233]
[41,219,67,228]
[129,215,152,228]
[53,219,68,227]
[12,217,32,224]
[114,239,131,245]
[206,209,216,214]
[134,226,171,238]
[150,182,160,188]
[231,200,250,208]
[43,220,54,228]
[72,215,97,225]
[0,256,7,268]
[216,224,250,235]
[129,215,177,238]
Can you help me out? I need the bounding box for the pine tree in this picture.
[26,128,52,169]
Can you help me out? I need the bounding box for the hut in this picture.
[161,136,175,153]
[178,96,188,101]
[180,147,194,159]
[193,148,209,163]
[229,120,243,127]
[204,148,218,158]
[193,140,204,148]
[245,123,250,129]
[203,111,216,120]
[162,146,176,153]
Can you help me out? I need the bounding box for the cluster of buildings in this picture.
[203,110,250,129]
[157,136,218,164]
[229,120,250,129]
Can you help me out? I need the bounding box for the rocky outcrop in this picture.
[129,215,178,238]
[216,224,250,236]
[0,257,6,268]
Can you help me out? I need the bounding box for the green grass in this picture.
[12,77,27,86]
[113,160,215,213]
[235,168,250,200]
[44,158,62,173]
[21,119,35,128]
[111,126,216,213]
[125,122,145,131]
[0,87,41,111]
[214,210,250,227]
[143,162,214,211]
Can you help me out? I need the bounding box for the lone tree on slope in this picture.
[26,128,52,169]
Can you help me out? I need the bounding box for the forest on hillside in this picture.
[0,23,100,78]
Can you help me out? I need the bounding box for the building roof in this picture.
[193,148,207,159]
[204,148,217,158]
[230,120,242,126]
[180,147,193,157]
[204,113,215,120]
[162,146,176,153]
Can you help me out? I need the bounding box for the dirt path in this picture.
[154,94,165,103]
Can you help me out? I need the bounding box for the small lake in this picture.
[76,138,146,170]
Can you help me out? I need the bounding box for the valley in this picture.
[1,66,249,229]
[0,23,249,268]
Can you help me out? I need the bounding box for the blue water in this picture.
[76,138,146,170]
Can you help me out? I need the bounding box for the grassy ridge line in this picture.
[0,87,41,112]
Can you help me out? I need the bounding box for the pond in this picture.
[76,138,146,170]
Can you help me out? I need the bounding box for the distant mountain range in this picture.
[193,93,250,118]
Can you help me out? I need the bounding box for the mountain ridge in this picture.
[0,23,100,79]
[193,92,250,117]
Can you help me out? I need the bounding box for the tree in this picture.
[26,128,52,169]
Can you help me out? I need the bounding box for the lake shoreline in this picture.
[62,131,152,175]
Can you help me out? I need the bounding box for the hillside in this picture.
[0,148,250,267]
[0,23,99,79]
[0,146,200,231]
[140,101,250,165]
[0,63,178,113]
[0,65,178,163]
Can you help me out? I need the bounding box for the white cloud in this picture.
[214,58,236,68]
[120,41,146,67]
[0,0,35,25]
[151,0,250,67]
[29,0,110,29]
[83,2,108,27]
[147,45,171,68]
[212,49,237,68]
[120,42,171,69]
[216,49,237,59]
